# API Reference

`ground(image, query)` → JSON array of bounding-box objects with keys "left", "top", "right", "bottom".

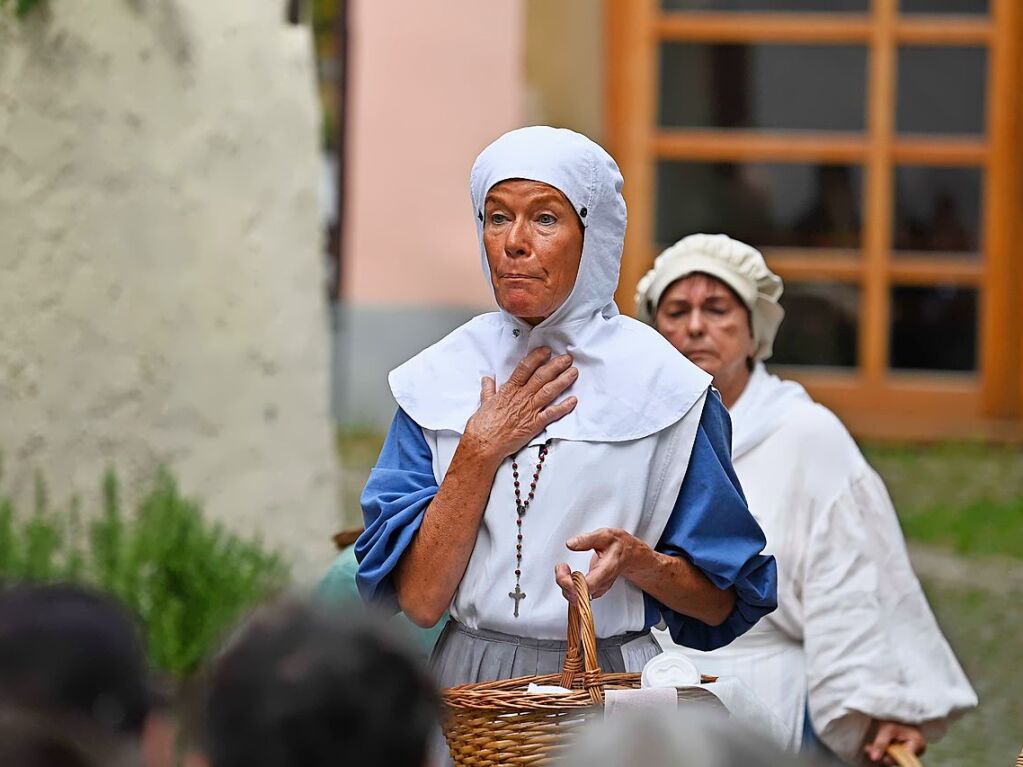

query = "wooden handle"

[
  {"left": 558, "top": 572, "right": 604, "bottom": 704},
  {"left": 886, "top": 744, "right": 924, "bottom": 767}
]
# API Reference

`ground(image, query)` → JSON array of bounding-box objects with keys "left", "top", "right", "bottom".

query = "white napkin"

[
  {"left": 681, "top": 676, "right": 790, "bottom": 748},
  {"left": 604, "top": 687, "right": 678, "bottom": 718},
  {"left": 640, "top": 651, "right": 789, "bottom": 749},
  {"left": 526, "top": 683, "right": 571, "bottom": 694}
]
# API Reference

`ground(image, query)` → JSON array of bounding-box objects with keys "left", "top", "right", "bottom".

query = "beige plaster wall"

[
  {"left": 342, "top": 0, "right": 525, "bottom": 309},
  {"left": 0, "top": 1, "right": 339, "bottom": 581},
  {"left": 525, "top": 0, "right": 605, "bottom": 143}
]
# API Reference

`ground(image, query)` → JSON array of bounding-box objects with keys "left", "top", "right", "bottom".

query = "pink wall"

[{"left": 342, "top": 1, "right": 525, "bottom": 308}]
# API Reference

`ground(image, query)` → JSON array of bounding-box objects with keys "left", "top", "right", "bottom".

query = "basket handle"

[
  {"left": 885, "top": 744, "right": 924, "bottom": 767},
  {"left": 558, "top": 571, "right": 604, "bottom": 704}
]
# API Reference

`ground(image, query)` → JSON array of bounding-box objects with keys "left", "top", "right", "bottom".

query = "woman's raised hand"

[
  {"left": 555, "top": 528, "right": 641, "bottom": 604},
  {"left": 463, "top": 347, "right": 578, "bottom": 461}
]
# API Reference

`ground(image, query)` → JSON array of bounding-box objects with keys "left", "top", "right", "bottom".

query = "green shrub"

[
  {"left": 0, "top": 0, "right": 43, "bottom": 19},
  {"left": 0, "top": 463, "right": 290, "bottom": 675}
]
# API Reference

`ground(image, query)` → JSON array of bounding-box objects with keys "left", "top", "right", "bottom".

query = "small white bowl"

[{"left": 641, "top": 651, "right": 701, "bottom": 688}]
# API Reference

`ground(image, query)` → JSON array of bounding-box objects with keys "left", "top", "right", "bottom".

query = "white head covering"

[
  {"left": 634, "top": 234, "right": 785, "bottom": 361},
  {"left": 388, "top": 126, "right": 710, "bottom": 442}
]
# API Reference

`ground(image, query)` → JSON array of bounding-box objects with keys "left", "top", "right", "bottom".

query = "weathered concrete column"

[{"left": 0, "top": 1, "right": 339, "bottom": 581}]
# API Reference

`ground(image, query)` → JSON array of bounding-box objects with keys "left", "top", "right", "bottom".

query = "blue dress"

[{"left": 356, "top": 394, "right": 777, "bottom": 651}]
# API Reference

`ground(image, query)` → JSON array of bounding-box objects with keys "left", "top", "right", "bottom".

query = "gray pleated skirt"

[
  {"left": 430, "top": 620, "right": 662, "bottom": 765},
  {"left": 431, "top": 619, "right": 661, "bottom": 686}
]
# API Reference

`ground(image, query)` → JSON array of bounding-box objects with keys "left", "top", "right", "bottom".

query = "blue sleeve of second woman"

[
  {"left": 354, "top": 408, "right": 438, "bottom": 610},
  {"left": 645, "top": 392, "right": 779, "bottom": 651}
]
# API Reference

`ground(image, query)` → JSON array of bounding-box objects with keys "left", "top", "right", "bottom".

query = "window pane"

[
  {"left": 662, "top": 0, "right": 867, "bottom": 9},
  {"left": 893, "top": 166, "right": 982, "bottom": 255},
  {"left": 897, "top": 47, "right": 987, "bottom": 135},
  {"left": 656, "top": 162, "right": 863, "bottom": 249},
  {"left": 900, "top": 0, "right": 987, "bottom": 13},
  {"left": 659, "top": 43, "right": 867, "bottom": 131},
  {"left": 772, "top": 282, "right": 859, "bottom": 367},
  {"left": 889, "top": 286, "right": 978, "bottom": 371}
]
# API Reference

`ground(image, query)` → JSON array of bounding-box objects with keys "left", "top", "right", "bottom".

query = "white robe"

[
  {"left": 430, "top": 393, "right": 705, "bottom": 640},
  {"left": 655, "top": 365, "right": 977, "bottom": 763}
]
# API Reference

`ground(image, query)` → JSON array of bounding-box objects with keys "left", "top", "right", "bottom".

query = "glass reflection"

[
  {"left": 659, "top": 43, "right": 867, "bottom": 131},
  {"left": 656, "top": 162, "right": 863, "bottom": 249},
  {"left": 771, "top": 282, "right": 859, "bottom": 368},
  {"left": 889, "top": 286, "right": 978, "bottom": 371},
  {"left": 897, "top": 47, "right": 987, "bottom": 135},
  {"left": 893, "top": 166, "right": 982, "bottom": 255},
  {"left": 900, "top": 0, "right": 987, "bottom": 13}
]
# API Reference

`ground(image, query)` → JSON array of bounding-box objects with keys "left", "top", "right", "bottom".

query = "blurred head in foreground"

[
  {"left": 197, "top": 599, "right": 439, "bottom": 767},
  {"left": 0, "top": 705, "right": 140, "bottom": 767},
  {"left": 0, "top": 583, "right": 152, "bottom": 737}
]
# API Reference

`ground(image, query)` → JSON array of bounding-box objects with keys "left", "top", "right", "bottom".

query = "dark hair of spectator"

[
  {"left": 201, "top": 600, "right": 439, "bottom": 767},
  {"left": 0, "top": 705, "right": 130, "bottom": 767},
  {"left": 0, "top": 583, "right": 152, "bottom": 736}
]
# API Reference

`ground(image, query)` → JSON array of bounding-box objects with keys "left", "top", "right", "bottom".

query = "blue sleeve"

[
  {"left": 645, "top": 392, "right": 778, "bottom": 651},
  {"left": 354, "top": 408, "right": 438, "bottom": 610}
]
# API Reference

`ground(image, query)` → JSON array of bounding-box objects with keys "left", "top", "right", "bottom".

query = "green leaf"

[{"left": 0, "top": 461, "right": 290, "bottom": 676}]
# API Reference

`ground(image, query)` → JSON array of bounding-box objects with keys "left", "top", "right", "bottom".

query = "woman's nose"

[
  {"left": 686, "top": 310, "right": 706, "bottom": 337},
  {"left": 504, "top": 217, "right": 529, "bottom": 257}
]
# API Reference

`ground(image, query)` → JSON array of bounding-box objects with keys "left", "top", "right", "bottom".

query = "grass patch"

[
  {"left": 336, "top": 427, "right": 386, "bottom": 526},
  {"left": 899, "top": 498, "right": 1023, "bottom": 560},
  {"left": 863, "top": 442, "right": 1023, "bottom": 560},
  {"left": 335, "top": 425, "right": 386, "bottom": 469},
  {"left": 916, "top": 575, "right": 1023, "bottom": 767}
]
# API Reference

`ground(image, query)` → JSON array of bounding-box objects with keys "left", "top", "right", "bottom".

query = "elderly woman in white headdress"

[
  {"left": 355, "top": 129, "right": 777, "bottom": 700},
  {"left": 635, "top": 234, "right": 977, "bottom": 765}
]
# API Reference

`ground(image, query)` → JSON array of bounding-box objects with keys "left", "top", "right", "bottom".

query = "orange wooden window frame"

[{"left": 606, "top": 0, "right": 1023, "bottom": 437}]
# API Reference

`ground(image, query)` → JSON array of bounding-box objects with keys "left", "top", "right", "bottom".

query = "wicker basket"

[{"left": 441, "top": 571, "right": 710, "bottom": 766}]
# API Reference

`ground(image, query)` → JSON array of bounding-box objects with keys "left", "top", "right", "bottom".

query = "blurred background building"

[{"left": 324, "top": 0, "right": 1023, "bottom": 441}]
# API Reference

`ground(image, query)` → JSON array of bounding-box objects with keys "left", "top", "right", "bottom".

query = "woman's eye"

[
  {"left": 489, "top": 213, "right": 509, "bottom": 225},
  {"left": 537, "top": 213, "right": 557, "bottom": 225}
]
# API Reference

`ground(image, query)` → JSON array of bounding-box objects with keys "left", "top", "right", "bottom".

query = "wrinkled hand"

[
  {"left": 462, "top": 347, "right": 578, "bottom": 461},
  {"left": 864, "top": 720, "right": 926, "bottom": 765},
  {"left": 555, "top": 528, "right": 643, "bottom": 603}
]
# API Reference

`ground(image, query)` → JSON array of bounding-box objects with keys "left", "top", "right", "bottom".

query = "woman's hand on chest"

[{"left": 463, "top": 347, "right": 578, "bottom": 461}]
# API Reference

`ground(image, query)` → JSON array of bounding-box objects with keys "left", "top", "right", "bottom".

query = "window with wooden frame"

[{"left": 607, "top": 0, "right": 1023, "bottom": 439}]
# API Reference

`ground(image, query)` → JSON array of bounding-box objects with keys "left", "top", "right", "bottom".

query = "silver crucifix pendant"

[{"left": 509, "top": 584, "right": 526, "bottom": 618}]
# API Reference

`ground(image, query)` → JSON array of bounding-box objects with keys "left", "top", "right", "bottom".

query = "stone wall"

[{"left": 0, "top": 0, "right": 340, "bottom": 580}]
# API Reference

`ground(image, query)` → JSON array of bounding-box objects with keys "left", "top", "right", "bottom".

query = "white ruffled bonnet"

[{"left": 634, "top": 234, "right": 785, "bottom": 361}]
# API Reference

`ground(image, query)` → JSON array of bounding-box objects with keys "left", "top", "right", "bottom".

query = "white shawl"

[
  {"left": 728, "top": 363, "right": 812, "bottom": 459},
  {"left": 389, "top": 126, "right": 710, "bottom": 442}
]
